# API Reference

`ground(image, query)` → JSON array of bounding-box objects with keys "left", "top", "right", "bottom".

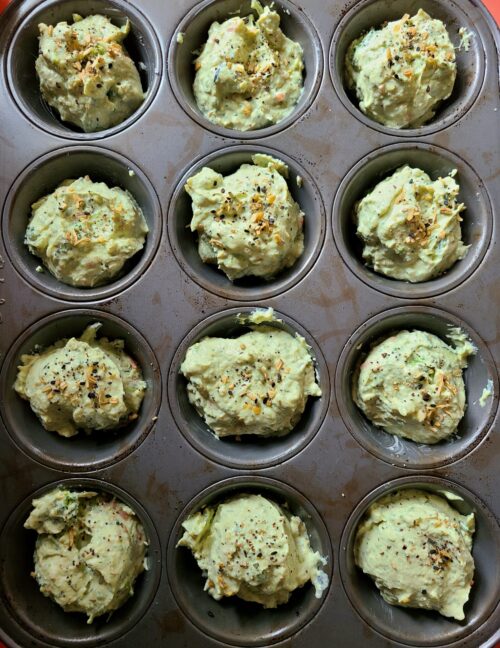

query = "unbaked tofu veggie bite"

[
  {"left": 354, "top": 489, "right": 475, "bottom": 620},
  {"left": 354, "top": 166, "right": 468, "bottom": 282},
  {"left": 177, "top": 492, "right": 328, "bottom": 607},
  {"left": 193, "top": 0, "right": 304, "bottom": 131},
  {"left": 35, "top": 14, "right": 145, "bottom": 132},
  {"left": 14, "top": 323, "right": 146, "bottom": 438},
  {"left": 345, "top": 10, "right": 457, "bottom": 129},
  {"left": 180, "top": 309, "right": 321, "bottom": 438},
  {"left": 25, "top": 176, "right": 148, "bottom": 288},
  {"left": 185, "top": 154, "right": 304, "bottom": 281},
  {"left": 353, "top": 328, "right": 475, "bottom": 444},
  {"left": 24, "top": 487, "right": 147, "bottom": 623}
]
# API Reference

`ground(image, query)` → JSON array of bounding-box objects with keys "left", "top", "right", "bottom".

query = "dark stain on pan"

[
  {"left": 159, "top": 608, "right": 186, "bottom": 635},
  {"left": 146, "top": 471, "right": 170, "bottom": 504},
  {"left": 155, "top": 330, "right": 173, "bottom": 363}
]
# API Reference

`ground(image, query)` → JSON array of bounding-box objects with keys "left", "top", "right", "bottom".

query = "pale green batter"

[
  {"left": 185, "top": 154, "right": 304, "bottom": 280},
  {"left": 36, "top": 14, "right": 145, "bottom": 132},
  {"left": 355, "top": 166, "right": 468, "bottom": 282},
  {"left": 180, "top": 318, "right": 321, "bottom": 438},
  {"left": 15, "top": 323, "right": 146, "bottom": 438},
  {"left": 346, "top": 10, "right": 456, "bottom": 128},
  {"left": 193, "top": 1, "right": 304, "bottom": 131},
  {"left": 354, "top": 328, "right": 475, "bottom": 443},
  {"left": 25, "top": 488, "right": 147, "bottom": 623},
  {"left": 26, "top": 176, "right": 148, "bottom": 288},
  {"left": 354, "top": 489, "right": 475, "bottom": 620},
  {"left": 178, "top": 493, "right": 328, "bottom": 607}
]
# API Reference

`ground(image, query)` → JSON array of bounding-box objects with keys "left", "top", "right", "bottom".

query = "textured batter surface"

[
  {"left": 355, "top": 166, "right": 468, "bottom": 282},
  {"left": 353, "top": 328, "right": 474, "bottom": 443},
  {"left": 346, "top": 10, "right": 456, "bottom": 129},
  {"left": 26, "top": 176, "right": 148, "bottom": 287},
  {"left": 178, "top": 493, "right": 328, "bottom": 607},
  {"left": 185, "top": 154, "right": 304, "bottom": 280},
  {"left": 193, "top": 1, "right": 304, "bottom": 131},
  {"left": 36, "top": 14, "right": 144, "bottom": 132},
  {"left": 25, "top": 488, "right": 147, "bottom": 623},
  {"left": 15, "top": 323, "right": 146, "bottom": 437},
  {"left": 180, "top": 322, "right": 321, "bottom": 438},
  {"left": 354, "top": 489, "right": 475, "bottom": 620}
]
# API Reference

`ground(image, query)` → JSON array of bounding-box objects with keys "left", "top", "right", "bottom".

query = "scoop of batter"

[
  {"left": 26, "top": 176, "right": 148, "bottom": 288},
  {"left": 345, "top": 10, "right": 456, "bottom": 129},
  {"left": 185, "top": 154, "right": 304, "bottom": 280},
  {"left": 25, "top": 488, "right": 147, "bottom": 623},
  {"left": 193, "top": 0, "right": 304, "bottom": 131},
  {"left": 36, "top": 14, "right": 145, "bottom": 132},
  {"left": 14, "top": 323, "right": 146, "bottom": 438},
  {"left": 355, "top": 166, "right": 468, "bottom": 282},
  {"left": 180, "top": 320, "right": 321, "bottom": 438},
  {"left": 353, "top": 328, "right": 474, "bottom": 443},
  {"left": 178, "top": 493, "right": 328, "bottom": 607},
  {"left": 354, "top": 489, "right": 475, "bottom": 620}
]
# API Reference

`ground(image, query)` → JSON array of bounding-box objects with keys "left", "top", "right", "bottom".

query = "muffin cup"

[
  {"left": 329, "top": 0, "right": 485, "bottom": 136},
  {"left": 167, "top": 0, "right": 323, "bottom": 138},
  {"left": 0, "top": 309, "right": 162, "bottom": 472},
  {"left": 167, "top": 475, "right": 333, "bottom": 647},
  {"left": 332, "top": 142, "right": 493, "bottom": 299},
  {"left": 167, "top": 144, "right": 326, "bottom": 300},
  {"left": 0, "top": 478, "right": 161, "bottom": 647},
  {"left": 340, "top": 476, "right": 500, "bottom": 646},
  {"left": 2, "top": 146, "right": 162, "bottom": 302},
  {"left": 5, "top": 0, "right": 162, "bottom": 139},
  {"left": 335, "top": 306, "right": 498, "bottom": 469},
  {"left": 168, "top": 307, "right": 330, "bottom": 469}
]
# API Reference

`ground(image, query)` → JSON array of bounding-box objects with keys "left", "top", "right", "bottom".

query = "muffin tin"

[{"left": 0, "top": 0, "right": 498, "bottom": 646}]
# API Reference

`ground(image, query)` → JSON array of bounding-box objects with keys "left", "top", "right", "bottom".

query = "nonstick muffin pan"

[{"left": 0, "top": 0, "right": 498, "bottom": 646}]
